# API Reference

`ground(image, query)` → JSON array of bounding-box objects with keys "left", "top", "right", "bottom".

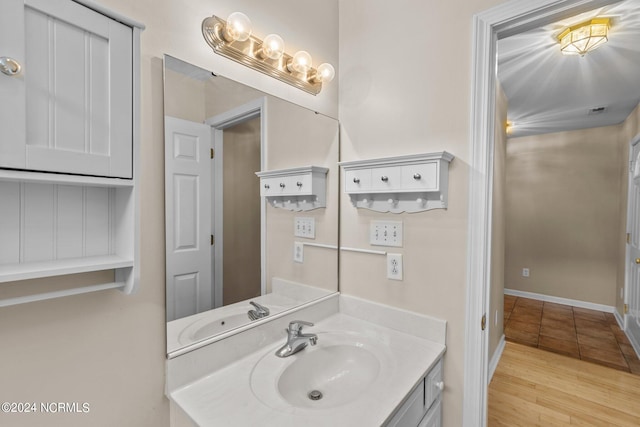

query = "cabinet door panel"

[{"left": 1, "top": 0, "right": 132, "bottom": 178}]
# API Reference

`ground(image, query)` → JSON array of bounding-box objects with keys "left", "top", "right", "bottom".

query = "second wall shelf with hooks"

[{"left": 339, "top": 152, "right": 454, "bottom": 214}]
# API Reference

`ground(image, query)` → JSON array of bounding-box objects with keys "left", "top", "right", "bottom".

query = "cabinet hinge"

[
  {"left": 628, "top": 233, "right": 631, "bottom": 244},
  {"left": 481, "top": 314, "right": 487, "bottom": 331},
  {"left": 211, "top": 235, "right": 214, "bottom": 246},
  {"left": 625, "top": 304, "right": 629, "bottom": 314},
  {"left": 210, "top": 148, "right": 214, "bottom": 159}
]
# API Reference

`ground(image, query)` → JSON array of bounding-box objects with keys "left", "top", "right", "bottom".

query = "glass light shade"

[
  {"left": 315, "top": 63, "right": 335, "bottom": 83},
  {"left": 559, "top": 18, "right": 609, "bottom": 56},
  {"left": 223, "top": 12, "right": 252, "bottom": 42},
  {"left": 288, "top": 50, "right": 312, "bottom": 73},
  {"left": 260, "top": 34, "right": 285, "bottom": 60}
]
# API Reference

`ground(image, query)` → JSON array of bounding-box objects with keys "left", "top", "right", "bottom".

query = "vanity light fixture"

[
  {"left": 558, "top": 18, "right": 610, "bottom": 56},
  {"left": 202, "top": 13, "right": 335, "bottom": 95}
]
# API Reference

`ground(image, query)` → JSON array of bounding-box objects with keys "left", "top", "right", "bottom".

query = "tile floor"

[{"left": 504, "top": 294, "right": 640, "bottom": 374}]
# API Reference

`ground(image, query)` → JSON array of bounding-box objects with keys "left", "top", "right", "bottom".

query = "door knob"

[
  {"left": 0, "top": 57, "right": 21, "bottom": 76},
  {"left": 636, "top": 258, "right": 640, "bottom": 264}
]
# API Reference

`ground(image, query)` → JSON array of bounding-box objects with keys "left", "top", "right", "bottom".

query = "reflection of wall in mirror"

[{"left": 265, "top": 98, "right": 339, "bottom": 293}]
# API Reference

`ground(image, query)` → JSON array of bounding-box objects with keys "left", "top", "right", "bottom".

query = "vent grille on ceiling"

[{"left": 588, "top": 106, "right": 607, "bottom": 115}]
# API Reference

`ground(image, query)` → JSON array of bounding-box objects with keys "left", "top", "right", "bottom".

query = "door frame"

[
  {"left": 624, "top": 134, "right": 640, "bottom": 353},
  {"left": 206, "top": 97, "right": 267, "bottom": 308},
  {"left": 464, "top": 0, "right": 620, "bottom": 424}
]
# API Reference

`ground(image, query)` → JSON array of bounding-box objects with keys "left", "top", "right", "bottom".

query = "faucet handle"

[
  {"left": 250, "top": 301, "right": 270, "bottom": 315},
  {"left": 288, "top": 320, "right": 314, "bottom": 333}
]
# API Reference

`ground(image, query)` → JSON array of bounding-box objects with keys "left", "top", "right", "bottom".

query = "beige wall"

[
  {"left": 338, "top": 0, "right": 504, "bottom": 425},
  {"left": 504, "top": 125, "right": 626, "bottom": 306},
  {"left": 265, "top": 97, "right": 339, "bottom": 292},
  {"left": 163, "top": 68, "right": 206, "bottom": 122},
  {"left": 0, "top": 1, "right": 339, "bottom": 426},
  {"left": 489, "top": 83, "right": 508, "bottom": 361},
  {"left": 223, "top": 117, "right": 262, "bottom": 305}
]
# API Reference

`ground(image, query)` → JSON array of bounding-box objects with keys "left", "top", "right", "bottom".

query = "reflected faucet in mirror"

[
  {"left": 248, "top": 301, "right": 270, "bottom": 320},
  {"left": 163, "top": 55, "right": 339, "bottom": 356}
]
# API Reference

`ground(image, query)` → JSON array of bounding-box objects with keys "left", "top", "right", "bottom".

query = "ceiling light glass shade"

[
  {"left": 259, "top": 34, "right": 285, "bottom": 60},
  {"left": 288, "top": 51, "right": 312, "bottom": 73},
  {"left": 223, "top": 12, "right": 252, "bottom": 42},
  {"left": 558, "top": 18, "right": 610, "bottom": 56},
  {"left": 314, "top": 63, "right": 335, "bottom": 83}
]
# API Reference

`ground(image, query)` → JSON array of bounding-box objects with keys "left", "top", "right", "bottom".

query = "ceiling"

[{"left": 497, "top": 0, "right": 640, "bottom": 138}]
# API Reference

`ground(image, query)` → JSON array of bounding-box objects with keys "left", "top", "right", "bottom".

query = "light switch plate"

[
  {"left": 370, "top": 220, "right": 403, "bottom": 247},
  {"left": 294, "top": 242, "right": 304, "bottom": 263},
  {"left": 294, "top": 217, "right": 315, "bottom": 239}
]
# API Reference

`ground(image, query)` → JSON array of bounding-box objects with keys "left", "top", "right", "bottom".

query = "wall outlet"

[
  {"left": 387, "top": 253, "right": 403, "bottom": 280},
  {"left": 294, "top": 217, "right": 315, "bottom": 239},
  {"left": 294, "top": 242, "right": 304, "bottom": 263},
  {"left": 371, "top": 220, "right": 403, "bottom": 247},
  {"left": 522, "top": 268, "right": 530, "bottom": 278}
]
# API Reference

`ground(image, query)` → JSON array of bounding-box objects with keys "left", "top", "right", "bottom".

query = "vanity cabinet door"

[{"left": 0, "top": 0, "right": 133, "bottom": 178}]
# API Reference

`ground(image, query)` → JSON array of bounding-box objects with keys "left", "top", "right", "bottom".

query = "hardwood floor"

[
  {"left": 504, "top": 295, "right": 640, "bottom": 374},
  {"left": 488, "top": 342, "right": 640, "bottom": 426}
]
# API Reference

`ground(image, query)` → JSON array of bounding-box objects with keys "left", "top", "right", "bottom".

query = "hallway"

[{"left": 504, "top": 295, "right": 640, "bottom": 374}]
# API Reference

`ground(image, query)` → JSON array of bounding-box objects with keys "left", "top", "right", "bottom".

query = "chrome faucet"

[
  {"left": 247, "top": 301, "right": 270, "bottom": 321},
  {"left": 275, "top": 320, "right": 318, "bottom": 358}
]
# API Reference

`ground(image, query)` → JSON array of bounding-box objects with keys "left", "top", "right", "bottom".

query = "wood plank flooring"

[{"left": 488, "top": 342, "right": 640, "bottom": 426}]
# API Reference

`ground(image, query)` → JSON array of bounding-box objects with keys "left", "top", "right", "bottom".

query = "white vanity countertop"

[{"left": 169, "top": 312, "right": 446, "bottom": 427}]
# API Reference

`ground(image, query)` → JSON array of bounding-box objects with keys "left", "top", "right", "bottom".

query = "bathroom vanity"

[{"left": 166, "top": 294, "right": 446, "bottom": 427}]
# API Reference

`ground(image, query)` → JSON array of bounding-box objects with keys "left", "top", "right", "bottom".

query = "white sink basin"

[
  {"left": 250, "top": 331, "right": 393, "bottom": 411},
  {"left": 179, "top": 312, "right": 250, "bottom": 344}
]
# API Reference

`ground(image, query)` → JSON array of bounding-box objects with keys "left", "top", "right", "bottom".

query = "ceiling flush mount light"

[
  {"left": 558, "top": 18, "right": 610, "bottom": 56},
  {"left": 202, "top": 13, "right": 335, "bottom": 95}
]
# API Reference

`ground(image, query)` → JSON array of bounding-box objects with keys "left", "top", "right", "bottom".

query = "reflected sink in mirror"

[{"left": 250, "top": 331, "right": 394, "bottom": 411}]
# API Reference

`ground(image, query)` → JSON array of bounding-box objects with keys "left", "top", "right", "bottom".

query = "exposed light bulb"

[
  {"left": 314, "top": 63, "right": 335, "bottom": 83},
  {"left": 223, "top": 12, "right": 252, "bottom": 42},
  {"left": 288, "top": 50, "right": 312, "bottom": 74},
  {"left": 259, "top": 34, "right": 285, "bottom": 60}
]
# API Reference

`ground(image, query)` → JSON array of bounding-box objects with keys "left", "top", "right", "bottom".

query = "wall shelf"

[
  {"left": 0, "top": 255, "right": 134, "bottom": 283},
  {"left": 339, "top": 152, "right": 454, "bottom": 213},
  {"left": 256, "top": 166, "right": 329, "bottom": 211}
]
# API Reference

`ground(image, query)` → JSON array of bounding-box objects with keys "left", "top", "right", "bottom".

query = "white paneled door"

[
  {"left": 0, "top": 0, "right": 132, "bottom": 178},
  {"left": 627, "top": 140, "right": 640, "bottom": 352},
  {"left": 165, "top": 116, "right": 213, "bottom": 322}
]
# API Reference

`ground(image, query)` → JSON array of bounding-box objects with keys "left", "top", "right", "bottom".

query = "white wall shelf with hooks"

[
  {"left": 256, "top": 166, "right": 329, "bottom": 212},
  {"left": 339, "top": 152, "right": 454, "bottom": 214}
]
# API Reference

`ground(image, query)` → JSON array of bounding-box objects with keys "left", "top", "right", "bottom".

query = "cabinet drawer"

[
  {"left": 260, "top": 177, "right": 283, "bottom": 196},
  {"left": 425, "top": 360, "right": 443, "bottom": 411},
  {"left": 401, "top": 163, "right": 438, "bottom": 191},
  {"left": 288, "top": 174, "right": 312, "bottom": 195},
  {"left": 418, "top": 398, "right": 442, "bottom": 427},
  {"left": 345, "top": 169, "right": 372, "bottom": 193},
  {"left": 370, "top": 166, "right": 401, "bottom": 191},
  {"left": 385, "top": 378, "right": 425, "bottom": 427}
]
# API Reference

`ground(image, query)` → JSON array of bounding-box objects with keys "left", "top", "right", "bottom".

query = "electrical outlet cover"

[
  {"left": 294, "top": 242, "right": 304, "bottom": 263},
  {"left": 387, "top": 253, "right": 403, "bottom": 280}
]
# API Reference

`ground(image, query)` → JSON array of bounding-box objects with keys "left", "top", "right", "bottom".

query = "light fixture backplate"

[{"left": 202, "top": 16, "right": 322, "bottom": 95}]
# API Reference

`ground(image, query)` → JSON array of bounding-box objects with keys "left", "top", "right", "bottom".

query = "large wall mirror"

[{"left": 164, "top": 55, "right": 339, "bottom": 355}]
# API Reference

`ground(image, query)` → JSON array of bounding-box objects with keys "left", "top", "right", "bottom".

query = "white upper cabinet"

[{"left": 0, "top": 0, "right": 133, "bottom": 178}]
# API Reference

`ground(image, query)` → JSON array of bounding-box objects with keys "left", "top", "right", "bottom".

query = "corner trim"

[
  {"left": 504, "top": 288, "right": 615, "bottom": 313},
  {"left": 488, "top": 335, "right": 505, "bottom": 383}
]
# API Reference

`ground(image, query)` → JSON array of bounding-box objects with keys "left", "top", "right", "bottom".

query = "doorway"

[{"left": 465, "top": 0, "right": 637, "bottom": 425}]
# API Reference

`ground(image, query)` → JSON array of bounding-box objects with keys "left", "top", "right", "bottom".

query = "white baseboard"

[
  {"left": 504, "top": 289, "right": 615, "bottom": 313},
  {"left": 614, "top": 309, "right": 625, "bottom": 330},
  {"left": 488, "top": 335, "right": 505, "bottom": 383}
]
